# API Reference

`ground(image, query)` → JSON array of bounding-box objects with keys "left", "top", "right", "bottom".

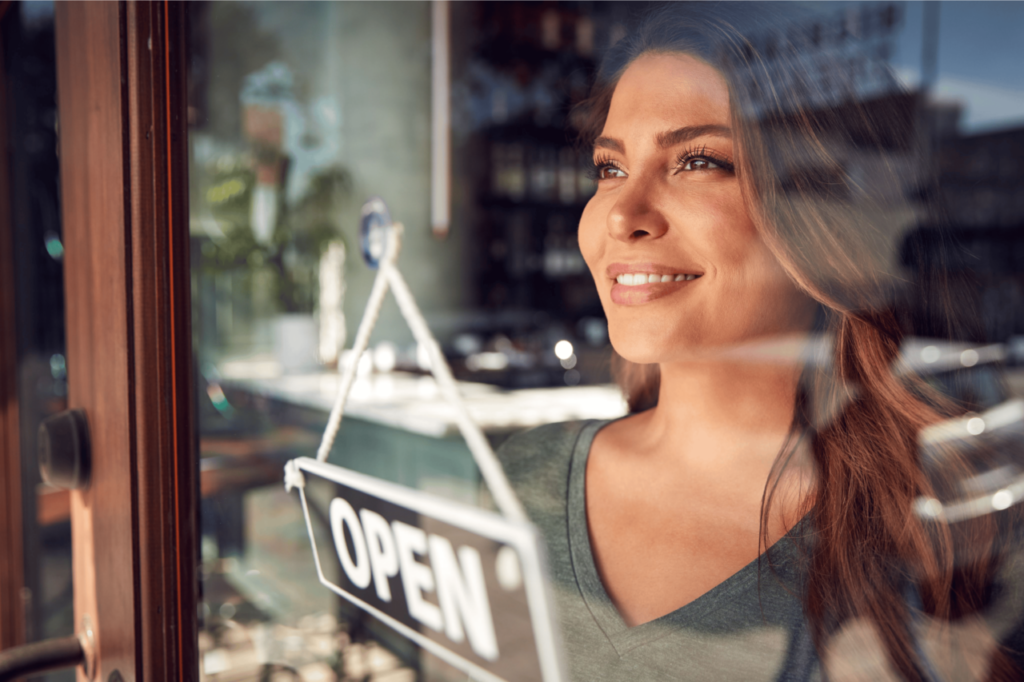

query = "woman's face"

[{"left": 579, "top": 53, "right": 814, "bottom": 364}]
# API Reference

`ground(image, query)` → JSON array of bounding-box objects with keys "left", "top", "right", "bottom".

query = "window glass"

[
  {"left": 2, "top": 3, "right": 74, "bottom": 680},
  {"left": 188, "top": 3, "right": 1024, "bottom": 680}
]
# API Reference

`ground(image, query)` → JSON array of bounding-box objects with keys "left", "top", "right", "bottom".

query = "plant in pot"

[{"left": 200, "top": 156, "right": 352, "bottom": 373}]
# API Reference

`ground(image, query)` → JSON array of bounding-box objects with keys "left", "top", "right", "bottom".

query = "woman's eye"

[
  {"left": 681, "top": 157, "right": 721, "bottom": 171},
  {"left": 674, "top": 150, "right": 735, "bottom": 174},
  {"left": 597, "top": 165, "right": 626, "bottom": 180}
]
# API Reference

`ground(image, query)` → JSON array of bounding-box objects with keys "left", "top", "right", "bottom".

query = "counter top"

[{"left": 218, "top": 361, "right": 628, "bottom": 439}]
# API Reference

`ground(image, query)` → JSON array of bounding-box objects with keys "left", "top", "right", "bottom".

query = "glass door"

[
  {"left": 1, "top": 4, "right": 74, "bottom": 680},
  {"left": 40, "top": 2, "right": 197, "bottom": 679},
  {"left": 185, "top": 4, "right": 474, "bottom": 679}
]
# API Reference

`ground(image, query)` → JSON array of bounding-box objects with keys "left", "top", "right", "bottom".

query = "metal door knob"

[{"left": 38, "top": 408, "right": 91, "bottom": 490}]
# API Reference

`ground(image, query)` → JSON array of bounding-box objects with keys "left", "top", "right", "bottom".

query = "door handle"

[
  {"left": 0, "top": 635, "right": 85, "bottom": 681},
  {"left": 38, "top": 408, "right": 91, "bottom": 489}
]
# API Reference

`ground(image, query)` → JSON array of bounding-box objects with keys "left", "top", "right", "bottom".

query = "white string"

[
  {"left": 312, "top": 222, "right": 527, "bottom": 523},
  {"left": 385, "top": 262, "right": 527, "bottom": 523},
  {"left": 284, "top": 459, "right": 306, "bottom": 492},
  {"left": 314, "top": 227, "right": 399, "bottom": 463}
]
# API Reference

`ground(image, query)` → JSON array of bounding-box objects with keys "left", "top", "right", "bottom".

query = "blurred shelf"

[{"left": 217, "top": 366, "right": 626, "bottom": 439}]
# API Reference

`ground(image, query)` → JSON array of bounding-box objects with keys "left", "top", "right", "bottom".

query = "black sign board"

[{"left": 290, "top": 457, "right": 566, "bottom": 682}]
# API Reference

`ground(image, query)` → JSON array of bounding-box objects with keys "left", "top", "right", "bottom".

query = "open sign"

[{"left": 289, "top": 457, "right": 566, "bottom": 682}]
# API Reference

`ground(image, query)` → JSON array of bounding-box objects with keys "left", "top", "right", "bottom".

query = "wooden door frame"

[{"left": 54, "top": 2, "right": 197, "bottom": 680}]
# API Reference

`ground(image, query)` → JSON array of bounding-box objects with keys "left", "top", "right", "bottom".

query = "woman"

[{"left": 498, "top": 6, "right": 1024, "bottom": 681}]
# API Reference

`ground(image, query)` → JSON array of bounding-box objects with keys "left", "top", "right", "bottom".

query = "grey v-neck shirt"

[{"left": 497, "top": 420, "right": 821, "bottom": 682}]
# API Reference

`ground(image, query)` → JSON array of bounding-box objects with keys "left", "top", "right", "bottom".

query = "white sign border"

[{"left": 292, "top": 456, "right": 567, "bottom": 682}]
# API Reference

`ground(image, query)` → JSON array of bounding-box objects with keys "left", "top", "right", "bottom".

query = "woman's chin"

[{"left": 609, "top": 331, "right": 701, "bottom": 366}]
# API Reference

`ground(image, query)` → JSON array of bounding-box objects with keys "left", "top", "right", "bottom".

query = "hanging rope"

[
  {"left": 314, "top": 227, "right": 398, "bottom": 464},
  {"left": 311, "top": 222, "right": 527, "bottom": 523}
]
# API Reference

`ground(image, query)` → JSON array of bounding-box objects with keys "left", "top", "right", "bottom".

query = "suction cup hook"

[{"left": 360, "top": 197, "right": 394, "bottom": 269}]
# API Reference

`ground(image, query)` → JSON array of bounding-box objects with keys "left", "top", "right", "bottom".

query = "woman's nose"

[{"left": 607, "top": 180, "right": 669, "bottom": 242}]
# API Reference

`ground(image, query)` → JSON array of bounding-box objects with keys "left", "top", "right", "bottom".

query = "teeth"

[{"left": 615, "top": 273, "right": 701, "bottom": 286}]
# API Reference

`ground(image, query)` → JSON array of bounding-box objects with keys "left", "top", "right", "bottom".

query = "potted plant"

[{"left": 199, "top": 157, "right": 352, "bottom": 372}]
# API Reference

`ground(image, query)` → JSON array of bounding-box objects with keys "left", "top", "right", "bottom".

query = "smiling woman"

[
  {"left": 580, "top": 53, "right": 815, "bottom": 358},
  {"left": 497, "top": 5, "right": 1024, "bottom": 682}
]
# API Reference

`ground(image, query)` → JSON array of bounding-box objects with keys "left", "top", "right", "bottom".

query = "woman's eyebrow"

[
  {"left": 593, "top": 125, "right": 732, "bottom": 155},
  {"left": 593, "top": 136, "right": 624, "bottom": 153},
  {"left": 656, "top": 124, "right": 731, "bottom": 149}
]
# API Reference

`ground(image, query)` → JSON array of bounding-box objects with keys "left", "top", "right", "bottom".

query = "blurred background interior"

[{"left": 6, "top": 1, "right": 1024, "bottom": 680}]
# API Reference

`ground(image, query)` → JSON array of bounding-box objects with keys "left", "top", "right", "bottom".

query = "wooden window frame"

[{"left": 54, "top": 2, "right": 198, "bottom": 679}]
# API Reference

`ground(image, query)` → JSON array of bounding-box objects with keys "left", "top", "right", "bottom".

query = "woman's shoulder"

[
  {"left": 496, "top": 419, "right": 596, "bottom": 464},
  {"left": 495, "top": 420, "right": 604, "bottom": 489},
  {"left": 495, "top": 420, "right": 603, "bottom": 540}
]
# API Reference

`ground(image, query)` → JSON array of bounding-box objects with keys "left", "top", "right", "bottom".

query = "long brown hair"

[{"left": 576, "top": 6, "right": 1021, "bottom": 679}]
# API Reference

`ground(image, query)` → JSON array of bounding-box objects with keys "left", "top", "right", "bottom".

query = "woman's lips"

[
  {"left": 610, "top": 277, "right": 699, "bottom": 305},
  {"left": 606, "top": 263, "right": 703, "bottom": 306}
]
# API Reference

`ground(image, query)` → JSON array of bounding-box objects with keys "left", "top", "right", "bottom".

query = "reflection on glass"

[
  {"left": 188, "top": 2, "right": 442, "bottom": 679},
  {"left": 2, "top": 4, "right": 75, "bottom": 681},
  {"left": 186, "top": 1, "right": 1024, "bottom": 681},
  {"left": 523, "top": 2, "right": 1024, "bottom": 680}
]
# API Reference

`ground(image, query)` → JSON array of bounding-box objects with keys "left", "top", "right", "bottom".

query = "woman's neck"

[{"left": 639, "top": 353, "right": 804, "bottom": 474}]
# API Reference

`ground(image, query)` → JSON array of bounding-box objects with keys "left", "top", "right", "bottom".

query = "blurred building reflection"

[{"left": 7, "top": 1, "right": 1024, "bottom": 680}]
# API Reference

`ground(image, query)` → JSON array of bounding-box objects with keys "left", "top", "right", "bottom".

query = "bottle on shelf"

[{"left": 529, "top": 146, "right": 557, "bottom": 202}]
